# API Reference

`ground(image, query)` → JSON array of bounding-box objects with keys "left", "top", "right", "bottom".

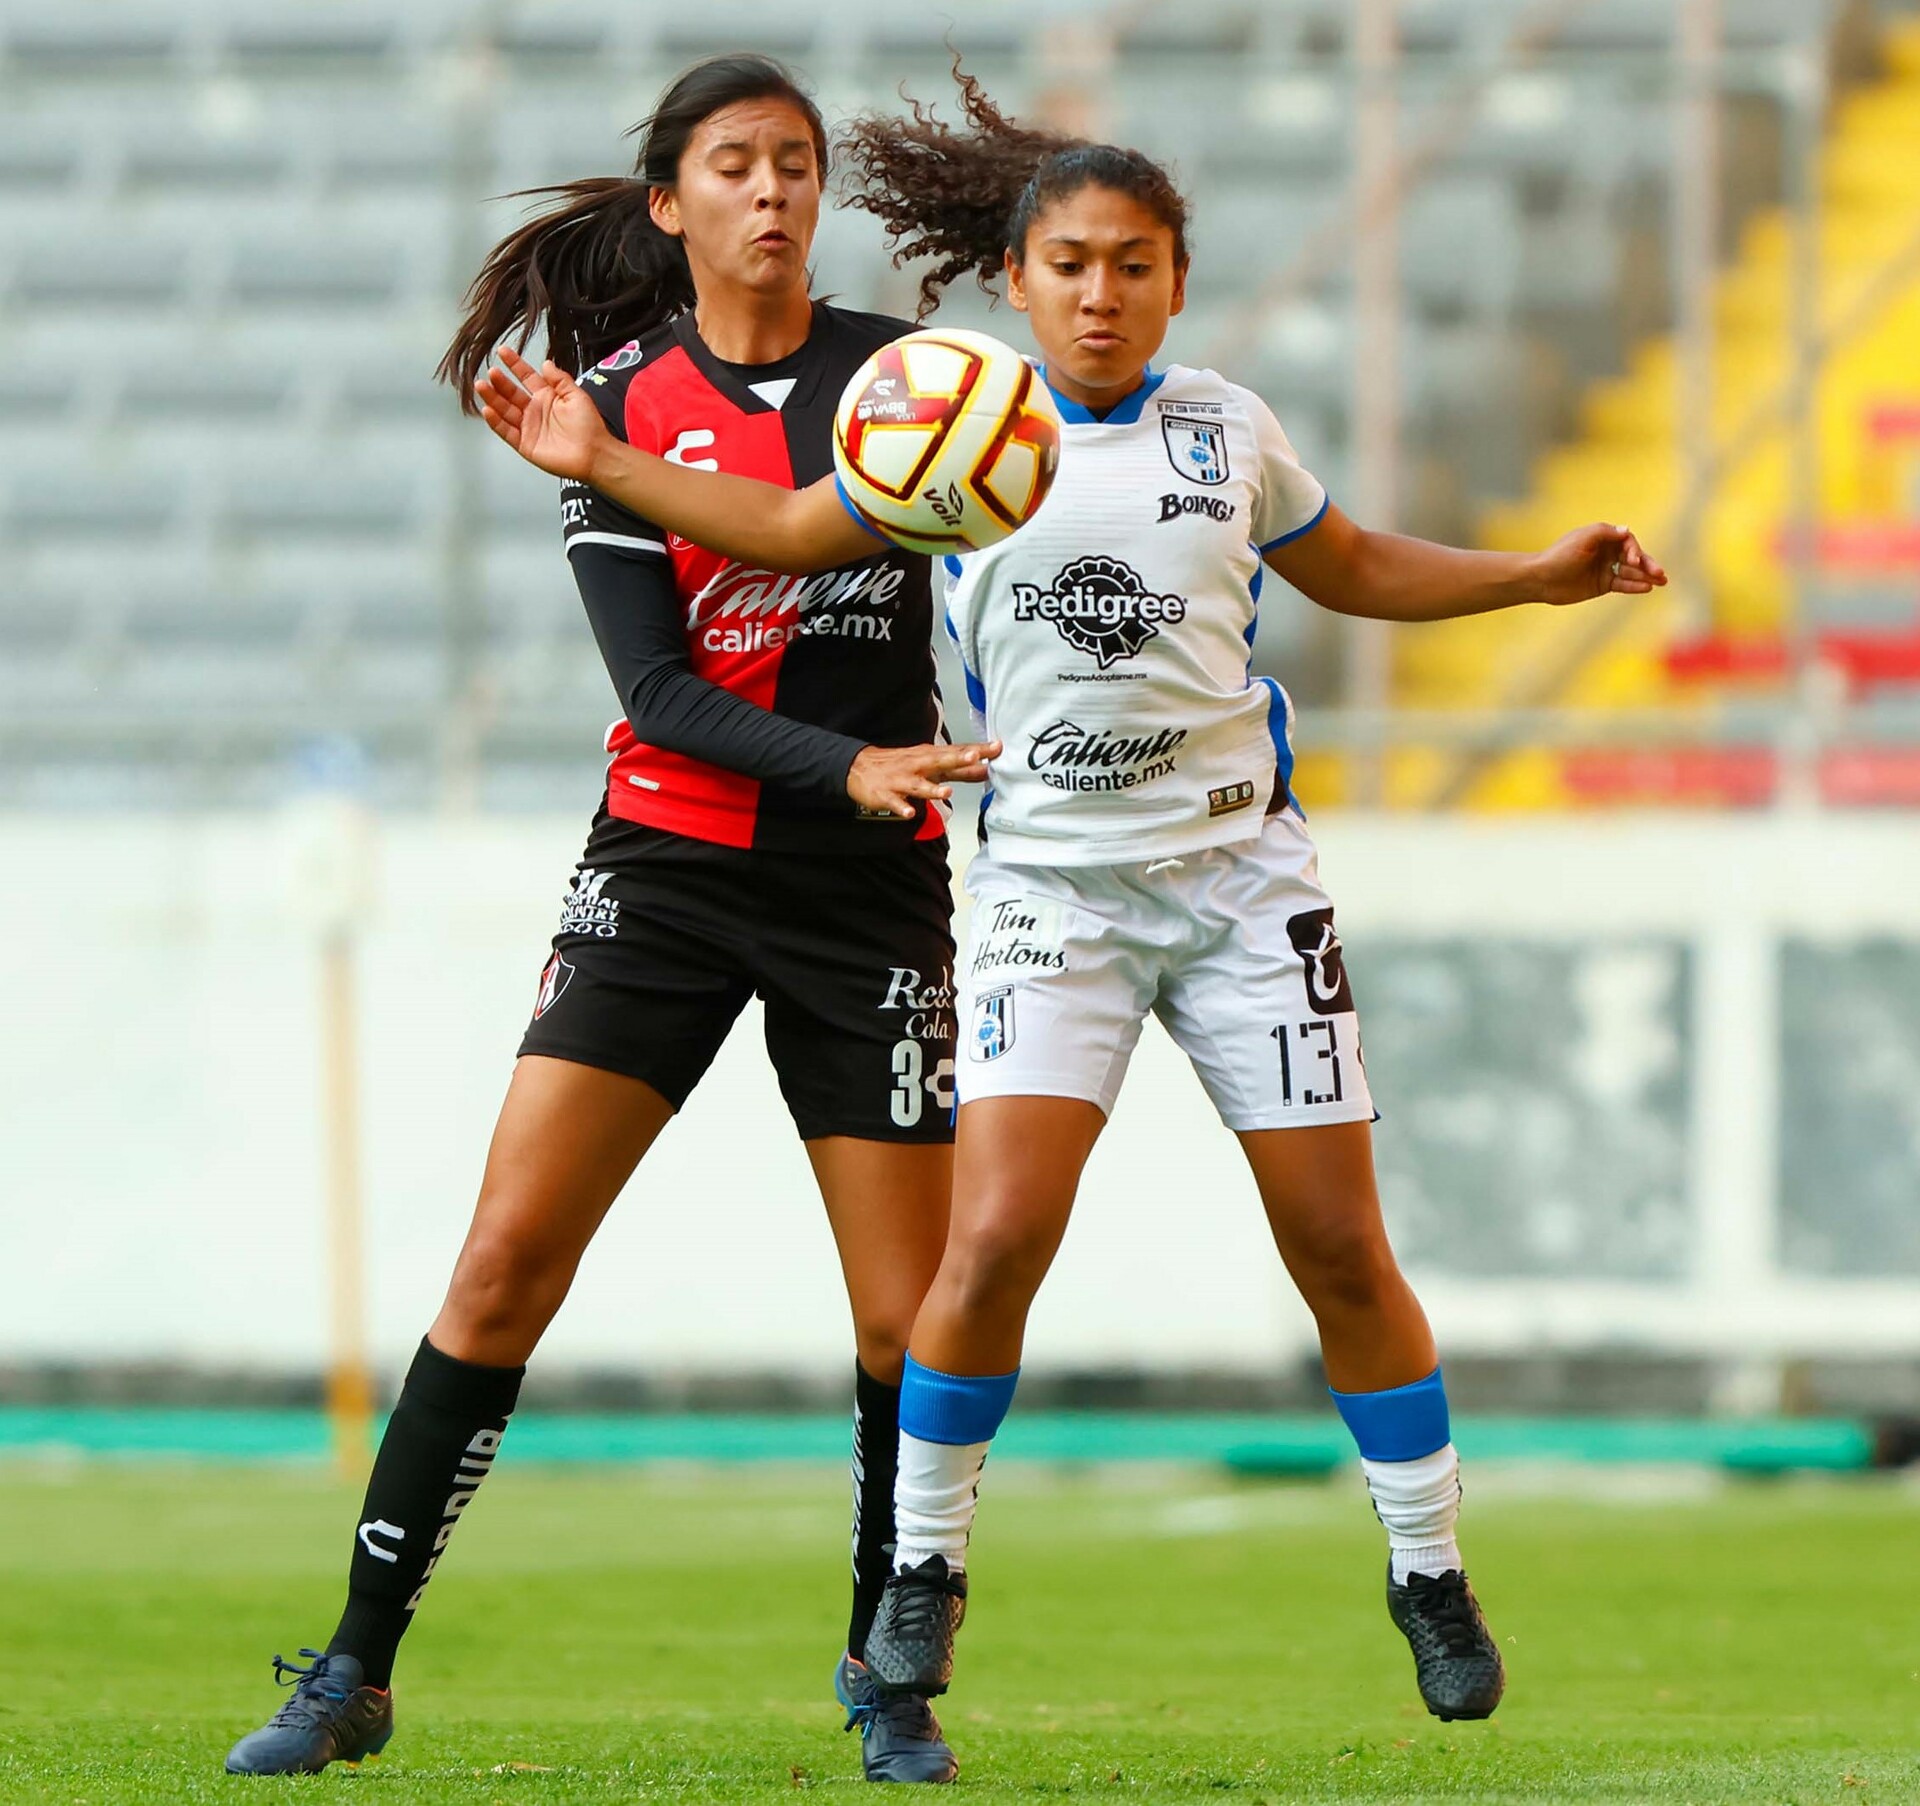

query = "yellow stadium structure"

[{"left": 1376, "top": 17, "right": 1920, "bottom": 811}]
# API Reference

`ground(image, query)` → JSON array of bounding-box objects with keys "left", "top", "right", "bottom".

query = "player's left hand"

[
  {"left": 1534, "top": 522, "right": 1668, "bottom": 606},
  {"left": 474, "top": 344, "right": 611, "bottom": 483}
]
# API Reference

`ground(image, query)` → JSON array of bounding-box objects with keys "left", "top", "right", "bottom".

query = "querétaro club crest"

[
  {"left": 1010, "top": 556, "right": 1188, "bottom": 669},
  {"left": 1162, "top": 410, "right": 1229, "bottom": 485}
]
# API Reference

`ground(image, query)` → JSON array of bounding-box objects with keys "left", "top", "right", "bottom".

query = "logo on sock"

[
  {"left": 356, "top": 1518, "right": 406, "bottom": 1564},
  {"left": 405, "top": 1428, "right": 504, "bottom": 1613}
]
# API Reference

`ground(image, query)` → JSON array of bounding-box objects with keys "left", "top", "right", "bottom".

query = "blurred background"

[{"left": 2, "top": 0, "right": 1918, "bottom": 1465}]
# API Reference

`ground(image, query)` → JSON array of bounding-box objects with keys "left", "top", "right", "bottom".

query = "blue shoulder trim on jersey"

[
  {"left": 942, "top": 553, "right": 965, "bottom": 580},
  {"left": 1259, "top": 490, "right": 1331, "bottom": 552},
  {"left": 1041, "top": 364, "right": 1165, "bottom": 427},
  {"left": 1259, "top": 674, "right": 1296, "bottom": 801},
  {"left": 942, "top": 611, "right": 988, "bottom": 713},
  {"left": 834, "top": 474, "right": 892, "bottom": 544}
]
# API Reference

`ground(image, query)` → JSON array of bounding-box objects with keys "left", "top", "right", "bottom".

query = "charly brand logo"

[
  {"left": 357, "top": 1519, "right": 405, "bottom": 1565},
  {"left": 1011, "top": 556, "right": 1187, "bottom": 669},
  {"left": 879, "top": 966, "right": 956, "bottom": 1042},
  {"left": 1286, "top": 907, "right": 1354, "bottom": 1015},
  {"left": 971, "top": 986, "right": 1015, "bottom": 1061},
  {"left": 1027, "top": 719, "right": 1187, "bottom": 792},
  {"left": 596, "top": 340, "right": 644, "bottom": 372},
  {"left": 664, "top": 428, "right": 720, "bottom": 470},
  {"left": 559, "top": 869, "right": 619, "bottom": 939},
  {"left": 1161, "top": 408, "right": 1229, "bottom": 485},
  {"left": 532, "top": 950, "right": 574, "bottom": 1019},
  {"left": 1158, "top": 492, "right": 1234, "bottom": 523}
]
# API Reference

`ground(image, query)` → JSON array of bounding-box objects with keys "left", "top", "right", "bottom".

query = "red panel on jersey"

[{"left": 602, "top": 343, "right": 798, "bottom": 847}]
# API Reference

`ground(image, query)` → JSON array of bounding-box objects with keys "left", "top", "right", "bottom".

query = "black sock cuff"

[
  {"left": 855, "top": 1360, "right": 902, "bottom": 1423},
  {"left": 403, "top": 1336, "right": 525, "bottom": 1422}
]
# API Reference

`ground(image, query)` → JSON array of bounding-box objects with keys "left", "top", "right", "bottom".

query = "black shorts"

[{"left": 518, "top": 809, "right": 957, "bottom": 1143}]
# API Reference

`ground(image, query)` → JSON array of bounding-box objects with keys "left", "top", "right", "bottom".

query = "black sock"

[
  {"left": 325, "top": 1337, "right": 524, "bottom": 1689},
  {"left": 847, "top": 1361, "right": 902, "bottom": 1659}
]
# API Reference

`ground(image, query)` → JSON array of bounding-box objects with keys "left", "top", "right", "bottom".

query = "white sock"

[
  {"left": 1361, "top": 1442, "right": 1464, "bottom": 1584},
  {"left": 893, "top": 1430, "right": 989, "bottom": 1573}
]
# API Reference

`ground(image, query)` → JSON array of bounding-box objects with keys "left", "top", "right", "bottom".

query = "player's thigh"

[
  {"left": 806, "top": 1135, "right": 953, "bottom": 1378},
  {"left": 434, "top": 1055, "right": 678, "bottom": 1364},
  {"left": 953, "top": 856, "right": 1157, "bottom": 1118},
  {"left": 1155, "top": 815, "right": 1375, "bottom": 1132},
  {"left": 756, "top": 841, "right": 961, "bottom": 1143},
  {"left": 1236, "top": 1118, "right": 1392, "bottom": 1272},
  {"left": 517, "top": 834, "right": 757, "bottom": 1114}
]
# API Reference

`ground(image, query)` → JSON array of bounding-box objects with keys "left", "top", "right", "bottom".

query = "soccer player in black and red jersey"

[{"left": 223, "top": 55, "right": 984, "bottom": 1784}]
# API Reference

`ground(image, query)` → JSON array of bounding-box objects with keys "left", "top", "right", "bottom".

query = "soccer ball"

[{"left": 833, "top": 328, "right": 1062, "bottom": 555}]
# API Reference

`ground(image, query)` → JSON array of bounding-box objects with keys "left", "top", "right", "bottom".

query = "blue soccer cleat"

[
  {"left": 835, "top": 1651, "right": 959, "bottom": 1784},
  {"left": 224, "top": 1648, "right": 393, "bottom": 1775}
]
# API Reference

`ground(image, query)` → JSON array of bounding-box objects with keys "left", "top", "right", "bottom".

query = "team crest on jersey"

[
  {"left": 1161, "top": 410, "right": 1229, "bottom": 485},
  {"left": 596, "top": 340, "right": 644, "bottom": 372},
  {"left": 971, "top": 986, "right": 1015, "bottom": 1061},
  {"left": 1011, "top": 556, "right": 1187, "bottom": 669},
  {"left": 1287, "top": 908, "right": 1354, "bottom": 1015},
  {"left": 532, "top": 951, "right": 575, "bottom": 1019}
]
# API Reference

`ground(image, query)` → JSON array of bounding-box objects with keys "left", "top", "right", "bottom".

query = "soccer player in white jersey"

[{"left": 474, "top": 73, "right": 1665, "bottom": 1733}]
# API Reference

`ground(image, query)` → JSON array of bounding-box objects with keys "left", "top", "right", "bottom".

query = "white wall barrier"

[{"left": 2, "top": 810, "right": 1917, "bottom": 1376}]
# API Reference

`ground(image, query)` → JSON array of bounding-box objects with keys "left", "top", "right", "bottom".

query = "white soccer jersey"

[{"left": 944, "top": 363, "right": 1327, "bottom": 867}]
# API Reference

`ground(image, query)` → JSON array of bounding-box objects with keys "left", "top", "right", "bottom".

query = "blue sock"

[
  {"left": 1330, "top": 1367, "right": 1464, "bottom": 1582},
  {"left": 893, "top": 1354, "right": 1020, "bottom": 1570},
  {"left": 1329, "top": 1365, "right": 1450, "bottom": 1463}
]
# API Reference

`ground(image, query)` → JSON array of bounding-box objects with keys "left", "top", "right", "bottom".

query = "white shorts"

[{"left": 955, "top": 812, "right": 1375, "bottom": 1132}]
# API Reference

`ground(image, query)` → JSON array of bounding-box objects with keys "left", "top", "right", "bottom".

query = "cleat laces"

[
  {"left": 845, "top": 1688, "right": 941, "bottom": 1743},
  {"left": 264, "top": 1650, "right": 353, "bottom": 1728},
  {"left": 1402, "top": 1573, "right": 1485, "bottom": 1655},
  {"left": 889, "top": 1564, "right": 967, "bottom": 1642}
]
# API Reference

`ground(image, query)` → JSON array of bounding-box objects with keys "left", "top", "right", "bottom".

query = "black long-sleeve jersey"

[{"left": 562, "top": 303, "right": 946, "bottom": 855}]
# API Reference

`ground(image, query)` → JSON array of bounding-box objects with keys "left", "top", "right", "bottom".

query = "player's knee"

[
  {"left": 940, "top": 1212, "right": 1053, "bottom": 1315},
  {"left": 1294, "top": 1218, "right": 1399, "bottom": 1316},
  {"left": 443, "top": 1225, "right": 571, "bottom": 1352},
  {"left": 853, "top": 1317, "right": 911, "bottom": 1383}
]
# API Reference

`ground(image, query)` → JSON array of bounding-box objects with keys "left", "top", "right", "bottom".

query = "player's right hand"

[
  {"left": 474, "top": 345, "right": 613, "bottom": 483},
  {"left": 848, "top": 742, "right": 1000, "bottom": 819}
]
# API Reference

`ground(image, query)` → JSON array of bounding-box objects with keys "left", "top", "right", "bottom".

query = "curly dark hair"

[{"left": 838, "top": 59, "right": 1190, "bottom": 319}]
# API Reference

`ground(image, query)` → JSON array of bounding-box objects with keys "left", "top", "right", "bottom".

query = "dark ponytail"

[
  {"left": 839, "top": 59, "right": 1190, "bottom": 319},
  {"left": 439, "top": 53, "right": 829, "bottom": 409}
]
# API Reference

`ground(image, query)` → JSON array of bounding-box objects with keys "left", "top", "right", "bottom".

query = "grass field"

[{"left": 0, "top": 1462, "right": 1913, "bottom": 1804}]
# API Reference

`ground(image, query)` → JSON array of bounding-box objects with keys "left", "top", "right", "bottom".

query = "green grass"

[{"left": 0, "top": 1462, "right": 1913, "bottom": 1803}]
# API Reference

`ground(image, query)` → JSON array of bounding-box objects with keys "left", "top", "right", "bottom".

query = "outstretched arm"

[
  {"left": 1266, "top": 503, "right": 1666, "bottom": 623},
  {"left": 476, "top": 347, "right": 876, "bottom": 575}
]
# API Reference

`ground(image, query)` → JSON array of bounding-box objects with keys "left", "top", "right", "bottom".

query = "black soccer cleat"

[
  {"left": 1385, "top": 1566, "right": 1506, "bottom": 1721},
  {"left": 835, "top": 1652, "right": 959, "bottom": 1783},
  {"left": 862, "top": 1555, "right": 969, "bottom": 1698},
  {"left": 223, "top": 1649, "right": 394, "bottom": 1775}
]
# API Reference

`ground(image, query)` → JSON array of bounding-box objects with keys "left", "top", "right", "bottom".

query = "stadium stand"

[{"left": 1, "top": 0, "right": 1913, "bottom": 806}]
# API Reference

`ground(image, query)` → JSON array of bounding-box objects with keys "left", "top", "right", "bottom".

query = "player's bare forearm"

[
  {"left": 476, "top": 345, "right": 874, "bottom": 574},
  {"left": 1267, "top": 503, "right": 1666, "bottom": 621},
  {"left": 582, "top": 438, "right": 873, "bottom": 574}
]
